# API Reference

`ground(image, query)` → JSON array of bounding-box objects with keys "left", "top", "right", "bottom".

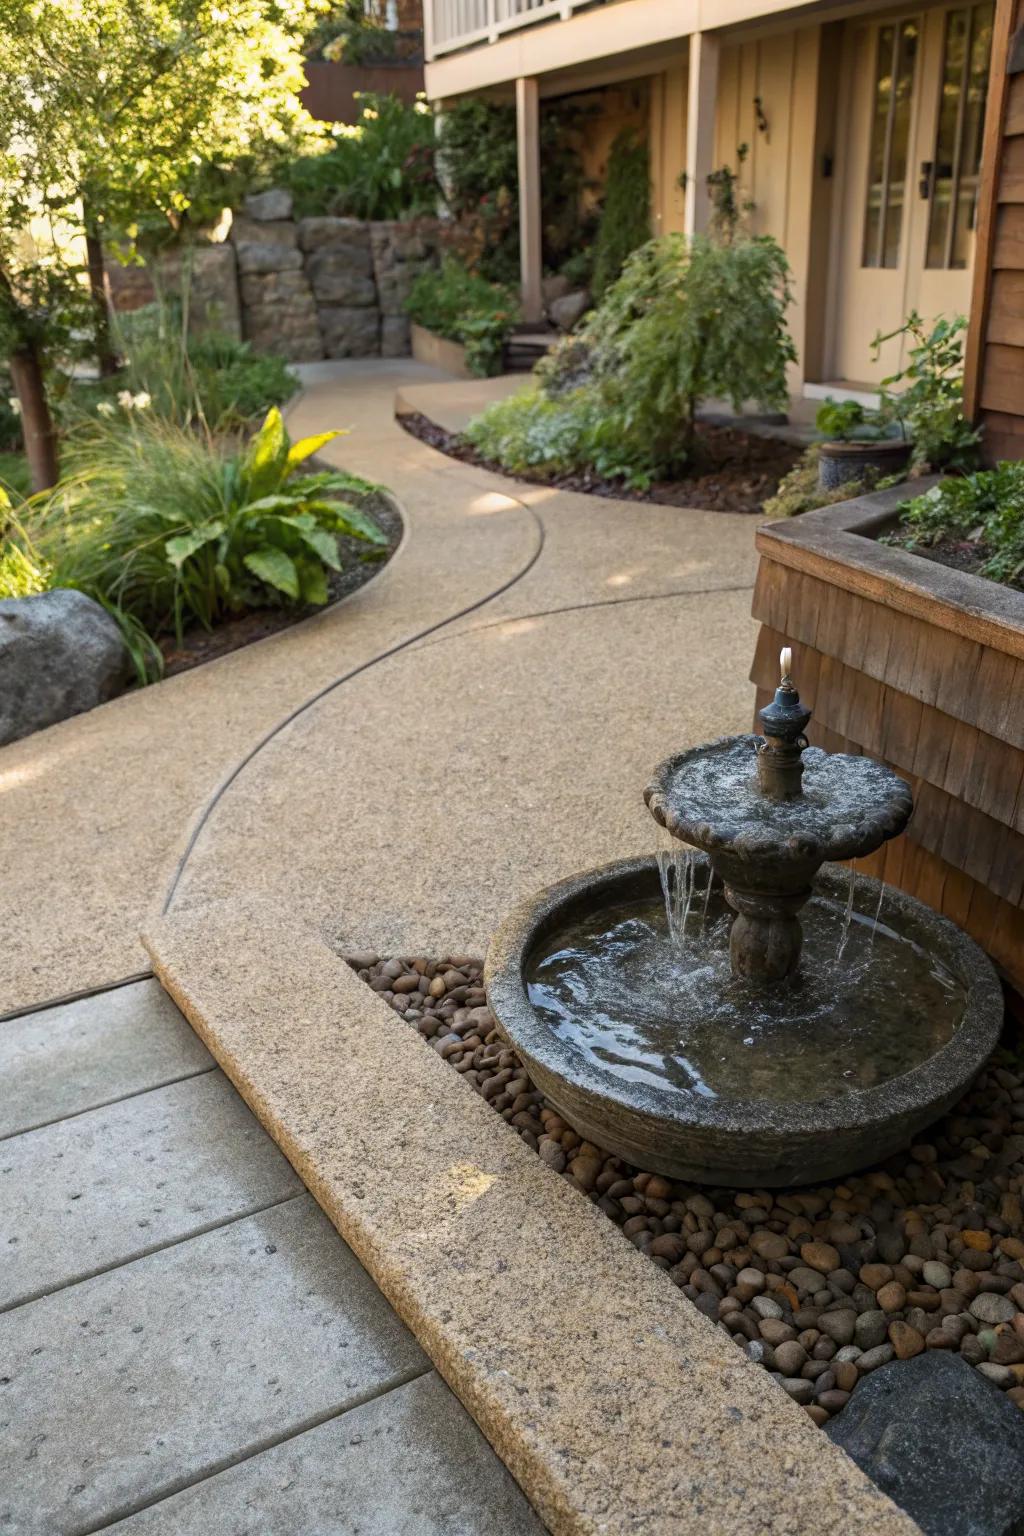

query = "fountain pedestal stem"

[{"left": 725, "top": 882, "right": 810, "bottom": 980}]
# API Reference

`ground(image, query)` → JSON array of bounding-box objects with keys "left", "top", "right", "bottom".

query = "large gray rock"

[
  {"left": 320, "top": 305, "right": 380, "bottom": 357},
  {"left": 240, "top": 268, "right": 323, "bottom": 361},
  {"left": 244, "top": 187, "right": 293, "bottom": 222},
  {"left": 297, "top": 217, "right": 372, "bottom": 259},
  {"left": 550, "top": 288, "right": 591, "bottom": 332},
  {"left": 825, "top": 1353, "right": 1024, "bottom": 1536},
  {"left": 305, "top": 250, "right": 377, "bottom": 306},
  {"left": 234, "top": 242, "right": 303, "bottom": 276},
  {"left": 0, "top": 589, "right": 129, "bottom": 746},
  {"left": 229, "top": 215, "right": 297, "bottom": 249},
  {"left": 381, "top": 314, "right": 411, "bottom": 357}
]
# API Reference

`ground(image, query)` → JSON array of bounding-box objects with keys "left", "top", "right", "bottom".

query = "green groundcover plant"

[
  {"left": 7, "top": 407, "right": 385, "bottom": 680},
  {"left": 406, "top": 257, "right": 519, "bottom": 377},
  {"left": 888, "top": 463, "right": 1024, "bottom": 589},
  {"left": 466, "top": 230, "right": 794, "bottom": 488}
]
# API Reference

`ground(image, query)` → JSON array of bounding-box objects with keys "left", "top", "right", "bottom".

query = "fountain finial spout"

[{"left": 757, "top": 647, "right": 812, "bottom": 801}]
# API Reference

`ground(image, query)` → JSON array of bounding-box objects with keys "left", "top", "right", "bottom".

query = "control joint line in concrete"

[
  {"left": 162, "top": 507, "right": 547, "bottom": 915},
  {"left": 0, "top": 972, "right": 154, "bottom": 1026},
  {"left": 409, "top": 580, "right": 758, "bottom": 655},
  {"left": 0, "top": 1064, "right": 218, "bottom": 1145},
  {"left": 76, "top": 1363, "right": 432, "bottom": 1536},
  {"left": 0, "top": 1191, "right": 306, "bottom": 1317}
]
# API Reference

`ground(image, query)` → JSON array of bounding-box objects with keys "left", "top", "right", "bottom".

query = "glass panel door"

[{"left": 862, "top": 20, "right": 921, "bottom": 269}]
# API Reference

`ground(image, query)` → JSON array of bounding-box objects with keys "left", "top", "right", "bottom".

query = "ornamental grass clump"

[
  {"left": 11, "top": 407, "right": 384, "bottom": 680},
  {"left": 466, "top": 230, "right": 795, "bottom": 489}
]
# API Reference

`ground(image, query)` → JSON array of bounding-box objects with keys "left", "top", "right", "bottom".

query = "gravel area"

[{"left": 347, "top": 951, "right": 1024, "bottom": 1430}]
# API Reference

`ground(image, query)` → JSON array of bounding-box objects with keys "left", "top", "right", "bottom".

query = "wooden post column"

[
  {"left": 516, "top": 75, "right": 543, "bottom": 324},
  {"left": 684, "top": 31, "right": 720, "bottom": 236}
]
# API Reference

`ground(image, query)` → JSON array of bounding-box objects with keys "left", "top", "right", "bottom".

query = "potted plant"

[{"left": 815, "top": 397, "right": 912, "bottom": 491}]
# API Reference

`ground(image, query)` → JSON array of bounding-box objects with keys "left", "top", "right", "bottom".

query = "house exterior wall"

[
  {"left": 644, "top": 23, "right": 831, "bottom": 387},
  {"left": 965, "top": 0, "right": 1024, "bottom": 461}
]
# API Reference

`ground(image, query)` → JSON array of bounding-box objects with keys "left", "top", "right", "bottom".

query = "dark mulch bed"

[
  {"left": 160, "top": 491, "right": 402, "bottom": 677},
  {"left": 398, "top": 409, "right": 800, "bottom": 515}
]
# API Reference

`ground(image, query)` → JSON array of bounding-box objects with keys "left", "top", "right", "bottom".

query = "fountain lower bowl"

[{"left": 484, "top": 856, "right": 1003, "bottom": 1186}]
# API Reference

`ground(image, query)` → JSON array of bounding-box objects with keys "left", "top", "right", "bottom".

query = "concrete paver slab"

[
  {"left": 0, "top": 1194, "right": 428, "bottom": 1536},
  {"left": 0, "top": 1071, "right": 302, "bottom": 1309},
  {"left": 0, "top": 979, "right": 213, "bottom": 1139},
  {"left": 109, "top": 1371, "right": 547, "bottom": 1536}
]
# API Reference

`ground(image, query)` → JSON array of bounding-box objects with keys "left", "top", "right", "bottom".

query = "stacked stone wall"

[
  {"left": 106, "top": 186, "right": 446, "bottom": 362},
  {"left": 231, "top": 188, "right": 445, "bottom": 361}
]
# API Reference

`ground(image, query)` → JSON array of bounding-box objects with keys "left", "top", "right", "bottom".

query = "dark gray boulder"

[
  {"left": 826, "top": 1352, "right": 1024, "bottom": 1536},
  {"left": 0, "top": 589, "right": 130, "bottom": 746}
]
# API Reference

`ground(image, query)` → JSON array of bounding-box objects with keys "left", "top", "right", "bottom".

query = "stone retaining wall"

[{"left": 108, "top": 188, "right": 446, "bottom": 363}]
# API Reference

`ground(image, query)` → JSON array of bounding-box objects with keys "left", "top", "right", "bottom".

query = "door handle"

[{"left": 919, "top": 160, "right": 934, "bottom": 199}]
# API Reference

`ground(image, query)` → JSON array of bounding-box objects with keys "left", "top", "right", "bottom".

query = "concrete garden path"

[{"left": 0, "top": 359, "right": 760, "bottom": 1014}]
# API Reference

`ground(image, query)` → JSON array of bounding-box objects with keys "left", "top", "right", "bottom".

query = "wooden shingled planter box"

[{"left": 750, "top": 478, "right": 1024, "bottom": 997}]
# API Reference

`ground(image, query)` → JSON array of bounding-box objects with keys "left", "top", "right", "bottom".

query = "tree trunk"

[
  {"left": 9, "top": 346, "right": 58, "bottom": 493},
  {"left": 84, "top": 216, "right": 118, "bottom": 378}
]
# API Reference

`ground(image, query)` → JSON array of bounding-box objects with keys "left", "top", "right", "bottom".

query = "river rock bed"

[{"left": 346, "top": 951, "right": 1024, "bottom": 1430}]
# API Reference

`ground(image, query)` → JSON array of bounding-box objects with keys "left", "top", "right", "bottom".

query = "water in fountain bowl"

[{"left": 524, "top": 877, "right": 966, "bottom": 1105}]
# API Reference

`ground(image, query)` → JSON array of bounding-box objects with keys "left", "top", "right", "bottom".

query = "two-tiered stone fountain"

[{"left": 486, "top": 652, "right": 1003, "bottom": 1186}]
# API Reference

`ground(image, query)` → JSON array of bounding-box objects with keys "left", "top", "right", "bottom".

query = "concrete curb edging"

[{"left": 143, "top": 897, "right": 921, "bottom": 1536}]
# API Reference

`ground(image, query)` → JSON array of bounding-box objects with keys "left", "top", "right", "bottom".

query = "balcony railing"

[{"left": 426, "top": 0, "right": 598, "bottom": 59}]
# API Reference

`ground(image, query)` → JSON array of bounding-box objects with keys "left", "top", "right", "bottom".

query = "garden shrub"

[
  {"left": 591, "top": 130, "right": 651, "bottom": 299},
  {"left": 12, "top": 407, "right": 385, "bottom": 679},
  {"left": 889, "top": 464, "right": 1024, "bottom": 588},
  {"left": 438, "top": 97, "right": 592, "bottom": 285},
  {"left": 406, "top": 258, "right": 518, "bottom": 376},
  {"left": 282, "top": 93, "right": 437, "bottom": 220},
  {"left": 873, "top": 313, "right": 980, "bottom": 473},
  {"left": 467, "top": 230, "right": 795, "bottom": 487}
]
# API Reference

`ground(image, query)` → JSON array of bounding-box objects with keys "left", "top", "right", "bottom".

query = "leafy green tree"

[{"left": 0, "top": 0, "right": 321, "bottom": 490}]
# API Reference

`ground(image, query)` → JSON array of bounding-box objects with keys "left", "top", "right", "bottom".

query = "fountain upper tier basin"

[
  {"left": 645, "top": 736, "right": 914, "bottom": 869},
  {"left": 485, "top": 856, "right": 1003, "bottom": 1186}
]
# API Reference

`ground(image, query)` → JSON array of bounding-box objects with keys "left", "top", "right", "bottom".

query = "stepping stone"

[
  {"left": 0, "top": 980, "right": 212, "bottom": 1139},
  {"left": 108, "top": 1372, "right": 545, "bottom": 1535},
  {"left": 0, "top": 1195, "right": 427, "bottom": 1536},
  {"left": 0, "top": 1071, "right": 301, "bottom": 1308}
]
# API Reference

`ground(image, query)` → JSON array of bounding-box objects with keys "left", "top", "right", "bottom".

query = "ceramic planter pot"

[{"left": 818, "top": 437, "right": 913, "bottom": 491}]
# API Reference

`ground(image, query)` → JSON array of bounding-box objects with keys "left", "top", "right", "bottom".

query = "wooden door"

[{"left": 830, "top": 5, "right": 993, "bottom": 384}]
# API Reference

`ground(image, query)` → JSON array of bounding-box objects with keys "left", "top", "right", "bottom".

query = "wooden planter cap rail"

[{"left": 756, "top": 479, "right": 1024, "bottom": 662}]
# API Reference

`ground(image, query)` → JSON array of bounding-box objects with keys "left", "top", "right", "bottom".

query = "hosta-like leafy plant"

[{"left": 13, "top": 407, "right": 385, "bottom": 679}]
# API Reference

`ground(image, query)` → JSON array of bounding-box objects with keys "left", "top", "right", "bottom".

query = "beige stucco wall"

[{"left": 647, "top": 22, "right": 832, "bottom": 387}]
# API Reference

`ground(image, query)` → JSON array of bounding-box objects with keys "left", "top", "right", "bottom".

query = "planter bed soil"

[
  {"left": 884, "top": 530, "right": 1024, "bottom": 591},
  {"left": 347, "top": 950, "right": 1024, "bottom": 1431},
  {"left": 398, "top": 410, "right": 801, "bottom": 515},
  {"left": 160, "top": 491, "right": 401, "bottom": 676}
]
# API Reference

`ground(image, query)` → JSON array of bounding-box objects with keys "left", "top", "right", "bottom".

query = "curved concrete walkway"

[
  {"left": 165, "top": 367, "right": 761, "bottom": 953},
  {"left": 0, "top": 360, "right": 759, "bottom": 1012}
]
